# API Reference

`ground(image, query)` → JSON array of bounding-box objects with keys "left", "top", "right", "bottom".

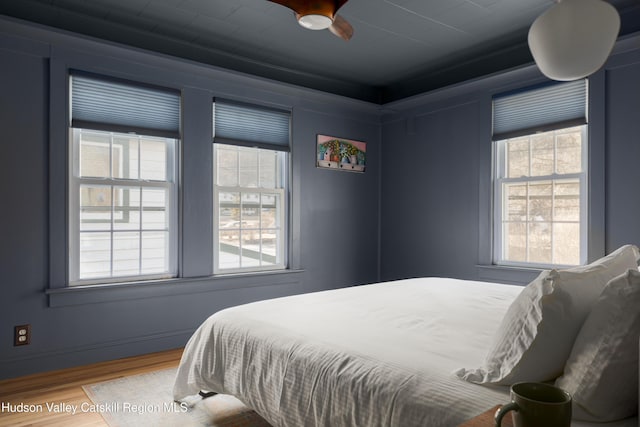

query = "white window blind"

[
  {"left": 493, "top": 80, "right": 587, "bottom": 140},
  {"left": 71, "top": 73, "right": 181, "bottom": 139},
  {"left": 213, "top": 99, "right": 291, "bottom": 151}
]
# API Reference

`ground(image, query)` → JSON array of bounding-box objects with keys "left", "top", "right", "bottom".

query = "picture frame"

[{"left": 316, "top": 134, "right": 366, "bottom": 173}]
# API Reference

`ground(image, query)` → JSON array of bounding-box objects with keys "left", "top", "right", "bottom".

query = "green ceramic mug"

[{"left": 495, "top": 382, "right": 572, "bottom": 427}]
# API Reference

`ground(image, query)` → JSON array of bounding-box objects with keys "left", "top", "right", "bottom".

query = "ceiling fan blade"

[{"left": 328, "top": 14, "right": 353, "bottom": 41}]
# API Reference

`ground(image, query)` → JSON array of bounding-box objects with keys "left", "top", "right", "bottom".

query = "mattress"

[{"left": 173, "top": 277, "right": 638, "bottom": 427}]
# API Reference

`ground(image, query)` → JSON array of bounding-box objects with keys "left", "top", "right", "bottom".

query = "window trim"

[
  {"left": 68, "top": 129, "right": 179, "bottom": 286},
  {"left": 48, "top": 57, "right": 301, "bottom": 302},
  {"left": 64, "top": 71, "right": 182, "bottom": 287},
  {"left": 477, "top": 71, "right": 605, "bottom": 284},
  {"left": 490, "top": 79, "right": 589, "bottom": 270},
  {"left": 492, "top": 126, "right": 588, "bottom": 268},
  {"left": 212, "top": 144, "right": 289, "bottom": 275}
]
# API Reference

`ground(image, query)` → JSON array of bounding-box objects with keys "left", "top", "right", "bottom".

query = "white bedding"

[{"left": 173, "top": 277, "right": 638, "bottom": 427}]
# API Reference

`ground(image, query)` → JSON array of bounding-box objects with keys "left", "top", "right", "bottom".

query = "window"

[
  {"left": 493, "top": 80, "right": 587, "bottom": 267},
  {"left": 212, "top": 100, "right": 290, "bottom": 274},
  {"left": 213, "top": 145, "right": 286, "bottom": 272},
  {"left": 69, "top": 73, "right": 180, "bottom": 285}
]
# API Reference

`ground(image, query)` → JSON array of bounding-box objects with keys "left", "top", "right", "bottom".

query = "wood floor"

[{"left": 0, "top": 348, "right": 183, "bottom": 427}]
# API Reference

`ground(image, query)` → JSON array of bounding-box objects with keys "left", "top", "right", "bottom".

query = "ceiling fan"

[{"left": 267, "top": 0, "right": 354, "bottom": 41}]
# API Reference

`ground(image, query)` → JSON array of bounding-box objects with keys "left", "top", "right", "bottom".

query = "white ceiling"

[{"left": 2, "top": 0, "right": 639, "bottom": 102}]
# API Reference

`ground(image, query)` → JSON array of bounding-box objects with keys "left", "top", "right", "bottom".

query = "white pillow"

[
  {"left": 555, "top": 269, "right": 640, "bottom": 422},
  {"left": 455, "top": 244, "right": 639, "bottom": 385}
]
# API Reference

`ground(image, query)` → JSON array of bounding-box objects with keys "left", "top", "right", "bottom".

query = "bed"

[{"left": 173, "top": 275, "right": 638, "bottom": 427}]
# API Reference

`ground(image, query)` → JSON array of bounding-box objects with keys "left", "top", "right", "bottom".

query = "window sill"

[
  {"left": 46, "top": 269, "right": 305, "bottom": 307},
  {"left": 476, "top": 264, "right": 542, "bottom": 286}
]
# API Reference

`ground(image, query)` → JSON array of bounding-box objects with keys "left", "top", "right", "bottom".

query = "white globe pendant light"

[{"left": 528, "top": 0, "right": 620, "bottom": 81}]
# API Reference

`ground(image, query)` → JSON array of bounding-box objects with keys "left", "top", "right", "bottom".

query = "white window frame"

[
  {"left": 213, "top": 144, "right": 288, "bottom": 274},
  {"left": 493, "top": 126, "right": 588, "bottom": 268},
  {"left": 68, "top": 129, "right": 178, "bottom": 285}
]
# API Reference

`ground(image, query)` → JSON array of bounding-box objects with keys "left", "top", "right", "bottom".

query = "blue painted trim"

[
  {"left": 0, "top": 330, "right": 191, "bottom": 380},
  {"left": 47, "top": 269, "right": 305, "bottom": 307},
  {"left": 476, "top": 264, "right": 542, "bottom": 286}
]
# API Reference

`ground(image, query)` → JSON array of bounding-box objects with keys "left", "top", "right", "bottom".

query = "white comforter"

[{"left": 173, "top": 277, "right": 637, "bottom": 427}]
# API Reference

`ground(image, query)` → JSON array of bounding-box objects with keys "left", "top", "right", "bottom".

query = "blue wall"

[
  {"left": 380, "top": 100, "right": 481, "bottom": 281},
  {"left": 604, "top": 48, "right": 640, "bottom": 250},
  {"left": 0, "top": 19, "right": 381, "bottom": 379},
  {"left": 1, "top": 17, "right": 639, "bottom": 380},
  {"left": 380, "top": 37, "right": 640, "bottom": 285}
]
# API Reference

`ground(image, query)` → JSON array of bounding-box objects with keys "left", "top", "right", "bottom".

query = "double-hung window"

[
  {"left": 213, "top": 100, "right": 290, "bottom": 274},
  {"left": 493, "top": 80, "right": 588, "bottom": 267},
  {"left": 69, "top": 73, "right": 180, "bottom": 285}
]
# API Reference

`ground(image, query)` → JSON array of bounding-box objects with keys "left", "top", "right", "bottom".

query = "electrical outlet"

[{"left": 14, "top": 324, "right": 31, "bottom": 346}]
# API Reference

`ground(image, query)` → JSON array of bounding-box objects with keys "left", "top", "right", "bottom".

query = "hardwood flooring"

[{"left": 0, "top": 348, "right": 183, "bottom": 427}]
